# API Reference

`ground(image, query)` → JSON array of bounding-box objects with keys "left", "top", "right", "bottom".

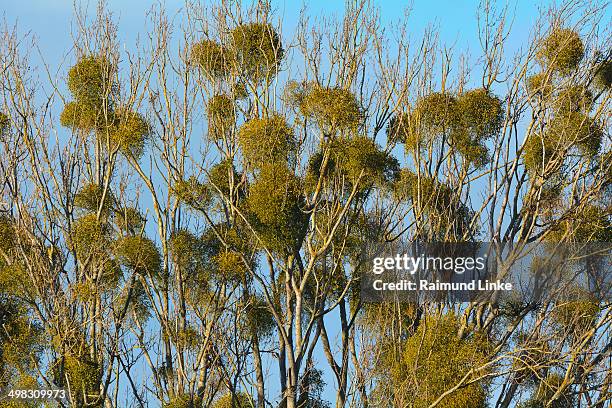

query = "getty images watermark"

[
  {"left": 360, "top": 242, "right": 611, "bottom": 303},
  {"left": 371, "top": 252, "right": 511, "bottom": 292}
]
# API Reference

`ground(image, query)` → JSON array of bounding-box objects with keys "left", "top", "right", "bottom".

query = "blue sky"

[
  {"left": 0, "top": 0, "right": 588, "bottom": 405},
  {"left": 3, "top": 1, "right": 543, "bottom": 73}
]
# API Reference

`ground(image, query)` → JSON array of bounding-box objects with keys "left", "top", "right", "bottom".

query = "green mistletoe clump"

[
  {"left": 244, "top": 294, "right": 275, "bottom": 338},
  {"left": 114, "top": 206, "right": 145, "bottom": 235},
  {"left": 554, "top": 85, "right": 593, "bottom": 114},
  {"left": 60, "top": 56, "right": 151, "bottom": 159},
  {"left": 71, "top": 214, "right": 111, "bottom": 259},
  {"left": 208, "top": 159, "right": 243, "bottom": 198},
  {"left": 593, "top": 59, "right": 611, "bottom": 89},
  {"left": 0, "top": 112, "right": 10, "bottom": 136},
  {"left": 299, "top": 85, "right": 363, "bottom": 133},
  {"left": 306, "top": 136, "right": 399, "bottom": 192},
  {"left": 386, "top": 112, "right": 411, "bottom": 145},
  {"left": 552, "top": 286, "right": 600, "bottom": 333},
  {"left": 207, "top": 94, "right": 236, "bottom": 140},
  {"left": 451, "top": 88, "right": 504, "bottom": 167},
  {"left": 107, "top": 109, "right": 151, "bottom": 158},
  {"left": 336, "top": 136, "right": 399, "bottom": 186},
  {"left": 0, "top": 215, "right": 16, "bottom": 254},
  {"left": 213, "top": 249, "right": 251, "bottom": 282},
  {"left": 74, "top": 183, "right": 116, "bottom": 215},
  {"left": 523, "top": 133, "right": 561, "bottom": 176},
  {"left": 60, "top": 56, "right": 112, "bottom": 132},
  {"left": 400, "top": 313, "right": 492, "bottom": 408},
  {"left": 238, "top": 115, "right": 295, "bottom": 167},
  {"left": 230, "top": 22, "right": 284, "bottom": 82},
  {"left": 548, "top": 111, "right": 603, "bottom": 157},
  {"left": 537, "top": 28, "right": 584, "bottom": 74},
  {"left": 62, "top": 354, "right": 103, "bottom": 407},
  {"left": 190, "top": 39, "right": 229, "bottom": 79},
  {"left": 115, "top": 236, "right": 162, "bottom": 276},
  {"left": 168, "top": 229, "right": 205, "bottom": 272},
  {"left": 548, "top": 204, "right": 611, "bottom": 242},
  {"left": 408, "top": 92, "right": 458, "bottom": 147},
  {"left": 212, "top": 392, "right": 254, "bottom": 408},
  {"left": 526, "top": 73, "right": 553, "bottom": 97},
  {"left": 172, "top": 176, "right": 212, "bottom": 209},
  {"left": 246, "top": 162, "right": 307, "bottom": 253}
]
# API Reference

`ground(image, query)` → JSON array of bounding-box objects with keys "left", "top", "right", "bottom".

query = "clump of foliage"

[
  {"left": 552, "top": 286, "right": 600, "bottom": 332},
  {"left": 62, "top": 354, "right": 103, "bottom": 407},
  {"left": 399, "top": 88, "right": 502, "bottom": 168},
  {"left": 169, "top": 229, "right": 203, "bottom": 271},
  {"left": 307, "top": 137, "right": 399, "bottom": 191},
  {"left": 98, "top": 256, "right": 123, "bottom": 290},
  {"left": 394, "top": 170, "right": 453, "bottom": 212},
  {"left": 519, "top": 373, "right": 574, "bottom": 408},
  {"left": 61, "top": 56, "right": 113, "bottom": 133},
  {"left": 0, "top": 215, "right": 16, "bottom": 254},
  {"left": 454, "top": 140, "right": 490, "bottom": 168},
  {"left": 555, "top": 85, "right": 593, "bottom": 113},
  {"left": 115, "top": 278, "right": 151, "bottom": 322},
  {"left": 245, "top": 294, "right": 275, "bottom": 338},
  {"left": 230, "top": 22, "right": 283, "bottom": 82},
  {"left": 523, "top": 133, "right": 560, "bottom": 175},
  {"left": 108, "top": 109, "right": 151, "bottom": 158},
  {"left": 67, "top": 56, "right": 112, "bottom": 107},
  {"left": 115, "top": 236, "right": 162, "bottom": 276},
  {"left": 190, "top": 39, "right": 229, "bottom": 79},
  {"left": 330, "top": 136, "right": 399, "bottom": 187},
  {"left": 283, "top": 80, "right": 310, "bottom": 109},
  {"left": 537, "top": 28, "right": 584, "bottom": 73},
  {"left": 408, "top": 92, "right": 458, "bottom": 147},
  {"left": 61, "top": 56, "right": 151, "bottom": 160},
  {"left": 549, "top": 111, "right": 603, "bottom": 157},
  {"left": 207, "top": 94, "right": 235, "bottom": 140},
  {"left": 297, "top": 367, "right": 330, "bottom": 408},
  {"left": 299, "top": 85, "right": 363, "bottom": 133},
  {"left": 0, "top": 112, "right": 10, "bottom": 135},
  {"left": 60, "top": 100, "right": 103, "bottom": 132},
  {"left": 115, "top": 206, "right": 145, "bottom": 235},
  {"left": 70, "top": 214, "right": 110, "bottom": 259},
  {"left": 450, "top": 88, "right": 503, "bottom": 166},
  {"left": 246, "top": 162, "right": 307, "bottom": 253},
  {"left": 399, "top": 313, "right": 491, "bottom": 407},
  {"left": 593, "top": 59, "right": 611, "bottom": 89},
  {"left": 0, "top": 263, "right": 29, "bottom": 296},
  {"left": 74, "top": 183, "right": 115, "bottom": 215},
  {"left": 199, "top": 224, "right": 256, "bottom": 284},
  {"left": 175, "top": 325, "right": 200, "bottom": 350},
  {"left": 163, "top": 393, "right": 203, "bottom": 408},
  {"left": 208, "top": 159, "right": 242, "bottom": 198},
  {"left": 214, "top": 250, "right": 250, "bottom": 282},
  {"left": 304, "top": 150, "right": 334, "bottom": 192},
  {"left": 238, "top": 115, "right": 295, "bottom": 167},
  {"left": 386, "top": 112, "right": 410, "bottom": 145},
  {"left": 548, "top": 204, "right": 611, "bottom": 242},
  {"left": 527, "top": 73, "right": 553, "bottom": 97},
  {"left": 0, "top": 300, "right": 42, "bottom": 386},
  {"left": 399, "top": 88, "right": 500, "bottom": 168},
  {"left": 455, "top": 88, "right": 504, "bottom": 141},
  {"left": 172, "top": 176, "right": 212, "bottom": 209},
  {"left": 212, "top": 392, "right": 254, "bottom": 408},
  {"left": 393, "top": 170, "right": 474, "bottom": 239},
  {"left": 168, "top": 228, "right": 216, "bottom": 286}
]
